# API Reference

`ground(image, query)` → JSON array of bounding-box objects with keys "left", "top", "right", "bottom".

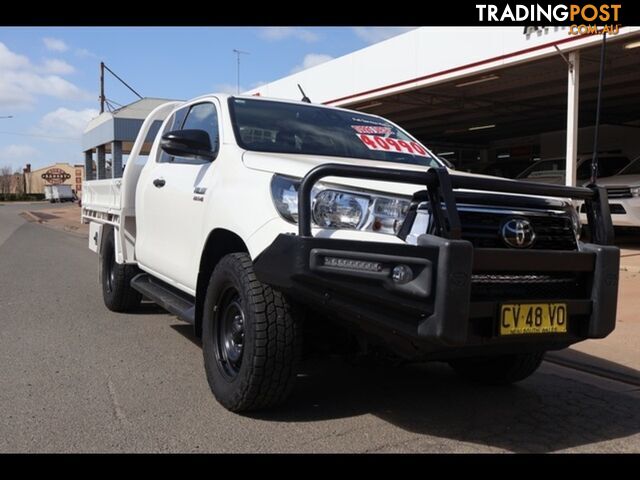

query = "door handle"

[{"left": 153, "top": 178, "right": 166, "bottom": 188}]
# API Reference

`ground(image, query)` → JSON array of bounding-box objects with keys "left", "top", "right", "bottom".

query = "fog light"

[
  {"left": 323, "top": 256, "right": 383, "bottom": 272},
  {"left": 392, "top": 264, "right": 413, "bottom": 284}
]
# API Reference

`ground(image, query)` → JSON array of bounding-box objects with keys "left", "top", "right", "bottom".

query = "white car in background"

[
  {"left": 581, "top": 156, "right": 640, "bottom": 228},
  {"left": 516, "top": 154, "right": 631, "bottom": 185}
]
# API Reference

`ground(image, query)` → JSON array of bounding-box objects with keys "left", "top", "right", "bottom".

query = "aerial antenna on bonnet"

[
  {"left": 298, "top": 84, "right": 311, "bottom": 103},
  {"left": 590, "top": 32, "right": 607, "bottom": 184}
]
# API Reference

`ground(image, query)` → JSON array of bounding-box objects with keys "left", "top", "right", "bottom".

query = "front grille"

[
  {"left": 580, "top": 203, "right": 627, "bottom": 214},
  {"left": 610, "top": 204, "right": 627, "bottom": 214},
  {"left": 472, "top": 274, "right": 576, "bottom": 284},
  {"left": 606, "top": 187, "right": 632, "bottom": 199},
  {"left": 471, "top": 273, "right": 586, "bottom": 301},
  {"left": 458, "top": 209, "right": 577, "bottom": 250}
]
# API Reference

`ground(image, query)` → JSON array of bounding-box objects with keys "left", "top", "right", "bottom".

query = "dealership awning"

[
  {"left": 346, "top": 35, "right": 640, "bottom": 185},
  {"left": 250, "top": 27, "right": 640, "bottom": 186},
  {"left": 347, "top": 36, "right": 640, "bottom": 147}
]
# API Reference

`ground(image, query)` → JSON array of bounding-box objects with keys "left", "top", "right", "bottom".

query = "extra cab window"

[{"left": 182, "top": 103, "right": 219, "bottom": 153}]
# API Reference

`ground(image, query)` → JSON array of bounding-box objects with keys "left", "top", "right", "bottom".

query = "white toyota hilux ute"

[{"left": 83, "top": 94, "right": 620, "bottom": 412}]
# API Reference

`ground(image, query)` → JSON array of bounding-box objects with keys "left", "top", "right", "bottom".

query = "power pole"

[
  {"left": 98, "top": 61, "right": 143, "bottom": 113},
  {"left": 100, "top": 62, "right": 105, "bottom": 113},
  {"left": 232, "top": 49, "right": 250, "bottom": 95}
]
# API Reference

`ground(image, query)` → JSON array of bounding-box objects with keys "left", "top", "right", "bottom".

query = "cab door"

[{"left": 136, "top": 101, "right": 220, "bottom": 293}]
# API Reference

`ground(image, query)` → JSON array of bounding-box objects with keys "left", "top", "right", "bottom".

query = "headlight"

[
  {"left": 631, "top": 186, "right": 640, "bottom": 197},
  {"left": 370, "top": 197, "right": 411, "bottom": 234},
  {"left": 569, "top": 203, "right": 581, "bottom": 240},
  {"left": 313, "top": 190, "right": 368, "bottom": 229},
  {"left": 270, "top": 174, "right": 410, "bottom": 235},
  {"left": 270, "top": 175, "right": 300, "bottom": 223}
]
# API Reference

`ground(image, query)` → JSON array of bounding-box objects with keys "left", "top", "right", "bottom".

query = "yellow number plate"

[{"left": 500, "top": 303, "right": 567, "bottom": 335}]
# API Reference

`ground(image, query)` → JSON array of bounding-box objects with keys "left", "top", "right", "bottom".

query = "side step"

[{"left": 131, "top": 273, "right": 195, "bottom": 324}]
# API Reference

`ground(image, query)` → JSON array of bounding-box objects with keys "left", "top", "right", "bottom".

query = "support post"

[
  {"left": 111, "top": 141, "right": 123, "bottom": 178},
  {"left": 84, "top": 150, "right": 94, "bottom": 181},
  {"left": 97, "top": 145, "right": 106, "bottom": 179},
  {"left": 565, "top": 51, "right": 580, "bottom": 188}
]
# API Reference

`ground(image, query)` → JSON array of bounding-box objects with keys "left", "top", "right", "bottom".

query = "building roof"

[{"left": 82, "top": 97, "right": 178, "bottom": 152}]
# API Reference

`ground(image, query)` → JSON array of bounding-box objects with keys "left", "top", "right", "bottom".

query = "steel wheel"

[
  {"left": 105, "top": 247, "right": 115, "bottom": 294},
  {"left": 100, "top": 229, "right": 142, "bottom": 312},
  {"left": 202, "top": 253, "right": 301, "bottom": 411},
  {"left": 213, "top": 287, "right": 245, "bottom": 381}
]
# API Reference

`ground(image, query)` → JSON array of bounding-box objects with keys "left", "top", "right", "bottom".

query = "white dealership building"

[{"left": 248, "top": 26, "right": 640, "bottom": 185}]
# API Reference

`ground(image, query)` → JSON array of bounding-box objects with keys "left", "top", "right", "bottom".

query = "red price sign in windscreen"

[{"left": 357, "top": 133, "right": 429, "bottom": 157}]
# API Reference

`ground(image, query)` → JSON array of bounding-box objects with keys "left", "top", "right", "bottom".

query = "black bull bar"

[{"left": 297, "top": 165, "right": 614, "bottom": 245}]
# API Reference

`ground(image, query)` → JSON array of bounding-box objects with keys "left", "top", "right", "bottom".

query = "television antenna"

[{"left": 232, "top": 49, "right": 250, "bottom": 95}]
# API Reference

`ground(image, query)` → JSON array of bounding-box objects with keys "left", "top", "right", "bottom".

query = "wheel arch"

[
  {"left": 99, "top": 224, "right": 114, "bottom": 256},
  {"left": 195, "top": 228, "right": 249, "bottom": 337}
]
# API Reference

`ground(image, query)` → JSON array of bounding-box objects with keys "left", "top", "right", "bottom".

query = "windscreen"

[
  {"left": 519, "top": 159, "right": 565, "bottom": 178},
  {"left": 519, "top": 157, "right": 630, "bottom": 180},
  {"left": 229, "top": 98, "right": 441, "bottom": 167},
  {"left": 577, "top": 156, "right": 630, "bottom": 179},
  {"left": 616, "top": 156, "right": 640, "bottom": 175}
]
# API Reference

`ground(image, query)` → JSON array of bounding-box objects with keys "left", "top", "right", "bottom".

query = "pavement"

[
  {"left": 544, "top": 231, "right": 640, "bottom": 385},
  {"left": 19, "top": 202, "right": 87, "bottom": 239},
  {"left": 620, "top": 247, "right": 640, "bottom": 273},
  {"left": 1, "top": 201, "right": 639, "bottom": 452}
]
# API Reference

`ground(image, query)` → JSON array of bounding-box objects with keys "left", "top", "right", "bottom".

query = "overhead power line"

[{"left": 0, "top": 130, "right": 80, "bottom": 141}]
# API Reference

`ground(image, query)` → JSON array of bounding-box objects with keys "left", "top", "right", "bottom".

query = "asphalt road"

[{"left": 1, "top": 202, "right": 639, "bottom": 453}]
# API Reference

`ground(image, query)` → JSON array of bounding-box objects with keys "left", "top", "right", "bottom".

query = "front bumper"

[
  {"left": 580, "top": 197, "right": 640, "bottom": 227},
  {"left": 254, "top": 233, "right": 619, "bottom": 358},
  {"left": 255, "top": 164, "right": 619, "bottom": 359}
]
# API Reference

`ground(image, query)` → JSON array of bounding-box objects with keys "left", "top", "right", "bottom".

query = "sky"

[{"left": 0, "top": 27, "right": 414, "bottom": 171}]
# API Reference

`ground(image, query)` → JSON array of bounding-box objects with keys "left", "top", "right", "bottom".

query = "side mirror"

[{"left": 160, "top": 129, "right": 216, "bottom": 161}]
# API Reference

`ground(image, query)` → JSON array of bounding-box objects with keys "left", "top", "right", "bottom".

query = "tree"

[{"left": 0, "top": 165, "right": 13, "bottom": 195}]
